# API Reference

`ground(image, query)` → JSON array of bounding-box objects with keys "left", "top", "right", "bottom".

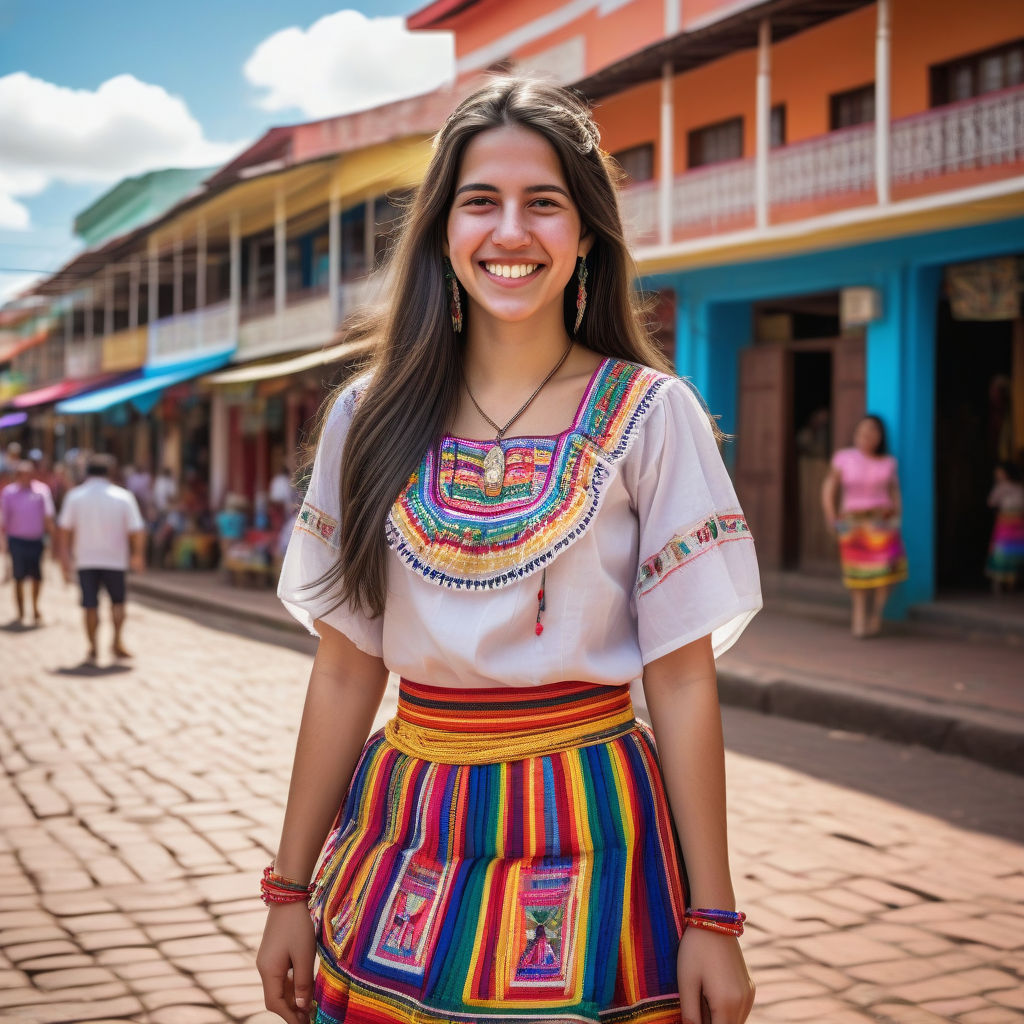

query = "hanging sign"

[
  {"left": 946, "top": 257, "right": 1020, "bottom": 321},
  {"left": 840, "top": 287, "right": 882, "bottom": 328}
]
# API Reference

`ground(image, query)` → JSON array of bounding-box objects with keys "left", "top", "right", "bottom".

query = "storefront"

[{"left": 642, "top": 213, "right": 1024, "bottom": 615}]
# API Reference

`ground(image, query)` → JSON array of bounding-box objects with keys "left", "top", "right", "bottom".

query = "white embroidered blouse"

[{"left": 278, "top": 357, "right": 762, "bottom": 689}]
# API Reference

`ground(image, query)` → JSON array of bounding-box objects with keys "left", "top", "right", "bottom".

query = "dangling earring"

[
  {"left": 574, "top": 257, "right": 588, "bottom": 334},
  {"left": 444, "top": 258, "right": 463, "bottom": 334}
]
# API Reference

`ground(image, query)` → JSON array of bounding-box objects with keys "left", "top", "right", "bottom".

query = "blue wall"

[{"left": 644, "top": 214, "right": 1024, "bottom": 612}]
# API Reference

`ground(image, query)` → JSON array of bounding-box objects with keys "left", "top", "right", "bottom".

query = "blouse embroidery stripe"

[
  {"left": 636, "top": 512, "right": 752, "bottom": 598},
  {"left": 296, "top": 499, "right": 340, "bottom": 550}
]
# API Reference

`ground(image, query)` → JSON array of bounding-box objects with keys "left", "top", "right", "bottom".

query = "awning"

[
  {"left": 204, "top": 338, "right": 374, "bottom": 386},
  {"left": 0, "top": 411, "right": 28, "bottom": 429},
  {"left": 56, "top": 351, "right": 233, "bottom": 415},
  {"left": 11, "top": 371, "right": 139, "bottom": 410}
]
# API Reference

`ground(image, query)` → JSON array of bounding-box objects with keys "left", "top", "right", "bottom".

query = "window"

[
  {"left": 830, "top": 84, "right": 875, "bottom": 130},
  {"left": 610, "top": 143, "right": 654, "bottom": 183},
  {"left": 930, "top": 39, "right": 1024, "bottom": 106},
  {"left": 687, "top": 117, "right": 743, "bottom": 168},
  {"left": 770, "top": 104, "right": 786, "bottom": 148}
]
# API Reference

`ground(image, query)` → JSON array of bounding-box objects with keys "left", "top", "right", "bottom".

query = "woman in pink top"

[{"left": 822, "top": 415, "right": 907, "bottom": 637}]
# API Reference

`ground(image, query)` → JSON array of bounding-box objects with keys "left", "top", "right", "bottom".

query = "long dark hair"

[{"left": 318, "top": 76, "right": 689, "bottom": 619}]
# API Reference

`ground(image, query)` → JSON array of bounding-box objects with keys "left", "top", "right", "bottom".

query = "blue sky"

[{"left": 0, "top": 0, "right": 452, "bottom": 301}]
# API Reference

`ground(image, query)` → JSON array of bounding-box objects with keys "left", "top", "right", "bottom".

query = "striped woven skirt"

[
  {"left": 307, "top": 678, "right": 689, "bottom": 1023},
  {"left": 836, "top": 509, "right": 908, "bottom": 590},
  {"left": 986, "top": 511, "right": 1024, "bottom": 585}
]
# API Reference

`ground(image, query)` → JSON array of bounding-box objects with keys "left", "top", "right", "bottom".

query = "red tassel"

[{"left": 535, "top": 622, "right": 544, "bottom": 635}]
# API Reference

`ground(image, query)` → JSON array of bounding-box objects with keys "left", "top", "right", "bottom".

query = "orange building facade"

[{"left": 410, "top": 0, "right": 1024, "bottom": 614}]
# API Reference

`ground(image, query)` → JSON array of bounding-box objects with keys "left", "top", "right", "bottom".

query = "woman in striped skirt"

[{"left": 258, "top": 77, "right": 763, "bottom": 1024}]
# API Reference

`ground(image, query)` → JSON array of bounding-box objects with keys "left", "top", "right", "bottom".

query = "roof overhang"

[{"left": 574, "top": 0, "right": 874, "bottom": 102}]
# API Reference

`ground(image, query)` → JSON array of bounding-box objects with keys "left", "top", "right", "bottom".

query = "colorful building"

[{"left": 411, "top": 0, "right": 1024, "bottom": 613}]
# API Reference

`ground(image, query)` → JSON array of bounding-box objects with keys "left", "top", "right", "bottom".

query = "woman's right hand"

[{"left": 256, "top": 901, "right": 317, "bottom": 1024}]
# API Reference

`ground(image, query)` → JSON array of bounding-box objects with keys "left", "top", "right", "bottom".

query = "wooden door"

[
  {"left": 735, "top": 345, "right": 792, "bottom": 570},
  {"left": 832, "top": 333, "right": 866, "bottom": 451}
]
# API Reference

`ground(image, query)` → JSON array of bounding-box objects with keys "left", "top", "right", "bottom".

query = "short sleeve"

[
  {"left": 631, "top": 377, "right": 763, "bottom": 663},
  {"left": 125, "top": 492, "right": 145, "bottom": 532},
  {"left": 277, "top": 381, "right": 384, "bottom": 658},
  {"left": 40, "top": 485, "right": 56, "bottom": 519}
]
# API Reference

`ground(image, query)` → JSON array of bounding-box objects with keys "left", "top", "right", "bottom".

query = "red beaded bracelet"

[
  {"left": 684, "top": 907, "right": 746, "bottom": 937},
  {"left": 260, "top": 863, "right": 313, "bottom": 907}
]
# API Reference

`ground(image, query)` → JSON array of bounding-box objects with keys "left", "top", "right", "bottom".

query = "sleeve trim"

[
  {"left": 295, "top": 499, "right": 340, "bottom": 550},
  {"left": 636, "top": 511, "right": 753, "bottom": 597}
]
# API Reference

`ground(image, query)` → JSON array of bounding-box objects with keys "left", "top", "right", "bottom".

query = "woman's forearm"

[
  {"left": 272, "top": 632, "right": 389, "bottom": 885},
  {"left": 644, "top": 639, "right": 736, "bottom": 910}
]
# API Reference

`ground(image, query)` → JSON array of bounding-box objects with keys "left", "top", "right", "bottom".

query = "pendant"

[{"left": 482, "top": 443, "right": 505, "bottom": 497}]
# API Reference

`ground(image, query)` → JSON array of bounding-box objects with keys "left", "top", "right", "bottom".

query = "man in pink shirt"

[{"left": 0, "top": 460, "right": 56, "bottom": 624}]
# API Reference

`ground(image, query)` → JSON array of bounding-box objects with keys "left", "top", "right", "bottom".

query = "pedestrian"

[
  {"left": 259, "top": 78, "right": 762, "bottom": 1024},
  {"left": 822, "top": 414, "right": 908, "bottom": 637},
  {"left": 58, "top": 454, "right": 146, "bottom": 664},
  {"left": 0, "top": 459, "right": 55, "bottom": 624},
  {"left": 153, "top": 465, "right": 178, "bottom": 515},
  {"left": 985, "top": 460, "right": 1024, "bottom": 593},
  {"left": 1, "top": 440, "right": 22, "bottom": 485}
]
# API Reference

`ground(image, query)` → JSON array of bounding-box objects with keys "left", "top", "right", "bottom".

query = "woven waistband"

[{"left": 384, "top": 678, "right": 637, "bottom": 765}]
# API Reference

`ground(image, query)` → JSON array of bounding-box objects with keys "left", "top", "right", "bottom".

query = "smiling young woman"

[{"left": 258, "top": 77, "right": 763, "bottom": 1024}]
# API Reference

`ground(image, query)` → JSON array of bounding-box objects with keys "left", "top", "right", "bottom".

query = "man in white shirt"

[
  {"left": 58, "top": 454, "right": 146, "bottom": 664},
  {"left": 153, "top": 466, "right": 178, "bottom": 514}
]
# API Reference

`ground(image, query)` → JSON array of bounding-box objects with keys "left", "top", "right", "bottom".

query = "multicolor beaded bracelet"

[
  {"left": 260, "top": 862, "right": 313, "bottom": 907},
  {"left": 684, "top": 907, "right": 746, "bottom": 937}
]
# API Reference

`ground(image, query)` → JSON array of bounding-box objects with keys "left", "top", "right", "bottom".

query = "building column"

[
  {"left": 875, "top": 0, "right": 891, "bottom": 205},
  {"left": 663, "top": 0, "right": 679, "bottom": 35},
  {"left": 658, "top": 61, "right": 674, "bottom": 247},
  {"left": 148, "top": 237, "right": 157, "bottom": 325},
  {"left": 275, "top": 187, "right": 286, "bottom": 329},
  {"left": 209, "top": 390, "right": 228, "bottom": 511},
  {"left": 328, "top": 190, "right": 341, "bottom": 326},
  {"left": 173, "top": 234, "right": 183, "bottom": 317},
  {"left": 230, "top": 211, "right": 241, "bottom": 342},
  {"left": 755, "top": 19, "right": 771, "bottom": 229},
  {"left": 129, "top": 255, "right": 140, "bottom": 331},
  {"left": 196, "top": 216, "right": 207, "bottom": 349},
  {"left": 104, "top": 269, "right": 114, "bottom": 338},
  {"left": 364, "top": 197, "right": 375, "bottom": 272}
]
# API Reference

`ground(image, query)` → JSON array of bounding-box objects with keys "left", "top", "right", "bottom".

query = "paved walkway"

[
  {"left": 130, "top": 569, "right": 1024, "bottom": 774},
  {"left": 1, "top": 576, "right": 1023, "bottom": 1022}
]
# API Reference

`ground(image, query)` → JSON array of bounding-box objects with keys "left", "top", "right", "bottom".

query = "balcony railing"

[
  {"left": 619, "top": 83, "right": 1024, "bottom": 247},
  {"left": 101, "top": 326, "right": 147, "bottom": 372},
  {"left": 236, "top": 290, "right": 334, "bottom": 361},
  {"left": 65, "top": 336, "right": 103, "bottom": 379},
  {"left": 149, "top": 301, "right": 233, "bottom": 366},
  {"left": 769, "top": 123, "right": 875, "bottom": 206},
  {"left": 675, "top": 159, "right": 756, "bottom": 230},
  {"left": 892, "top": 85, "right": 1024, "bottom": 182}
]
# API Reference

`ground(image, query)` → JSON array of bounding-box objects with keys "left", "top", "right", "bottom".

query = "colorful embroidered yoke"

[
  {"left": 386, "top": 360, "right": 666, "bottom": 590},
  {"left": 307, "top": 679, "right": 689, "bottom": 1024}
]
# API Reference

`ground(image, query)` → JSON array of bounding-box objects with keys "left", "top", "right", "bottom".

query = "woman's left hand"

[{"left": 677, "top": 927, "right": 756, "bottom": 1024}]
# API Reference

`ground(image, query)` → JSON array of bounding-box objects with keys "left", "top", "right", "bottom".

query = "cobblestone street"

[{"left": 1, "top": 577, "right": 1022, "bottom": 1023}]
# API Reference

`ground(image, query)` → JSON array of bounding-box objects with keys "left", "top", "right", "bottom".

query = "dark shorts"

[
  {"left": 8, "top": 537, "right": 44, "bottom": 581},
  {"left": 78, "top": 568, "right": 127, "bottom": 609}
]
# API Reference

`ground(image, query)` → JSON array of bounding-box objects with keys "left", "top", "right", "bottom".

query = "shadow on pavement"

[
  {"left": 53, "top": 662, "right": 134, "bottom": 677},
  {"left": 132, "top": 592, "right": 317, "bottom": 656},
  {"left": 722, "top": 704, "right": 1024, "bottom": 845}
]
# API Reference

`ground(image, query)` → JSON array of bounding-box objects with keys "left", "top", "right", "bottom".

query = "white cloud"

[
  {"left": 0, "top": 272, "right": 43, "bottom": 304},
  {"left": 0, "top": 72, "right": 245, "bottom": 231},
  {"left": 244, "top": 9, "right": 454, "bottom": 120}
]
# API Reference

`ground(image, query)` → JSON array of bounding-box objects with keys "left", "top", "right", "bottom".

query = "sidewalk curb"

[
  {"left": 132, "top": 579, "right": 1024, "bottom": 778},
  {"left": 717, "top": 670, "right": 1024, "bottom": 777},
  {"left": 131, "top": 578, "right": 307, "bottom": 637}
]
